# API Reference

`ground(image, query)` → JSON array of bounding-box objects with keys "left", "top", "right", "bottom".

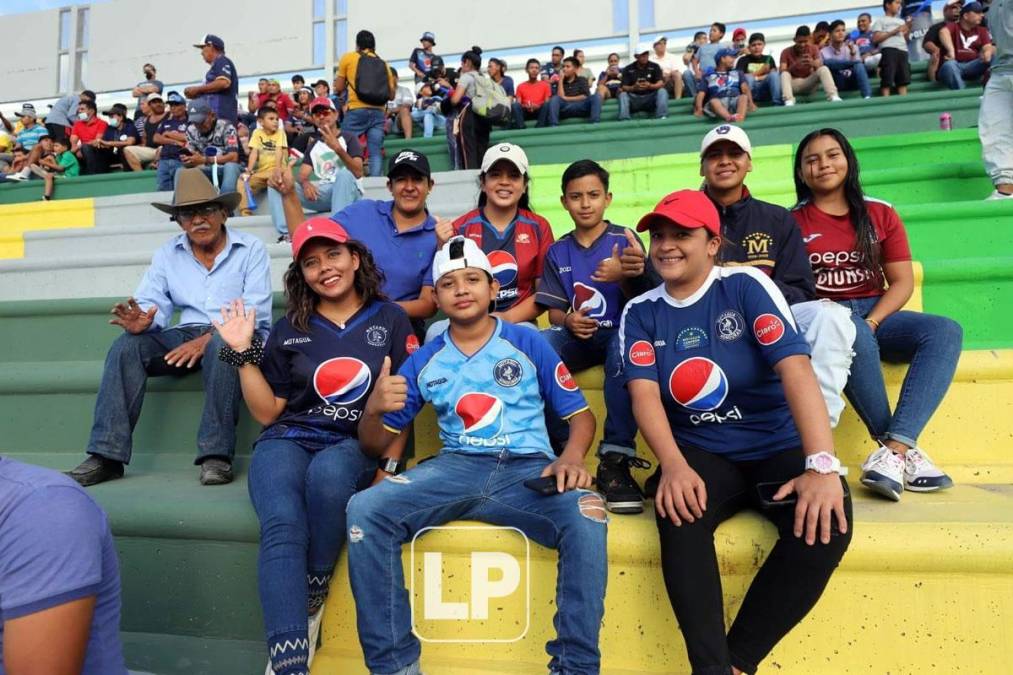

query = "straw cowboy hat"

[{"left": 151, "top": 167, "right": 241, "bottom": 215}]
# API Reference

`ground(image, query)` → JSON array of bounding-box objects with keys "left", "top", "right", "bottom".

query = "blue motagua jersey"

[
  {"left": 619, "top": 266, "right": 810, "bottom": 461},
  {"left": 383, "top": 319, "right": 589, "bottom": 457}
]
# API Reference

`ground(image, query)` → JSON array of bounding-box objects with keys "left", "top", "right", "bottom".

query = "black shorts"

[{"left": 879, "top": 47, "right": 911, "bottom": 88}]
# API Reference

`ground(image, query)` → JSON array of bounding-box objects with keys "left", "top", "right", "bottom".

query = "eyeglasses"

[
  {"left": 175, "top": 204, "right": 221, "bottom": 224},
  {"left": 311, "top": 107, "right": 335, "bottom": 116}
]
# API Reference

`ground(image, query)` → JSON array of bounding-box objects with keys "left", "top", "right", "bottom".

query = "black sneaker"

[
  {"left": 199, "top": 458, "right": 233, "bottom": 486},
  {"left": 67, "top": 455, "right": 124, "bottom": 487},
  {"left": 596, "top": 452, "right": 651, "bottom": 514}
]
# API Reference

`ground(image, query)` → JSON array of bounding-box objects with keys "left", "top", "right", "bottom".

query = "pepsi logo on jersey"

[
  {"left": 487, "top": 250, "right": 518, "bottom": 288},
  {"left": 311, "top": 357, "right": 373, "bottom": 421},
  {"left": 455, "top": 392, "right": 509, "bottom": 446},
  {"left": 669, "top": 357, "right": 728, "bottom": 412},
  {"left": 572, "top": 282, "right": 607, "bottom": 321}
]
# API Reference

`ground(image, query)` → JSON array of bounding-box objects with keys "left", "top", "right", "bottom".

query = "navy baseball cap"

[
  {"left": 194, "top": 34, "right": 225, "bottom": 50},
  {"left": 166, "top": 91, "right": 185, "bottom": 105},
  {"left": 186, "top": 99, "right": 212, "bottom": 124},
  {"left": 421, "top": 31, "right": 436, "bottom": 45},
  {"left": 961, "top": 1, "right": 983, "bottom": 13},
  {"left": 716, "top": 48, "right": 739, "bottom": 61}
]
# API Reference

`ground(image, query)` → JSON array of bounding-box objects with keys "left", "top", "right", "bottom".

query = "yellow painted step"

[
  {"left": 313, "top": 484, "right": 1013, "bottom": 674},
  {"left": 0, "top": 198, "right": 94, "bottom": 258}
]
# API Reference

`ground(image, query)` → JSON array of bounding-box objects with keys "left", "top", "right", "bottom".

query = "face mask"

[
  {"left": 110, "top": 115, "right": 122, "bottom": 125},
  {"left": 78, "top": 112, "right": 90, "bottom": 120}
]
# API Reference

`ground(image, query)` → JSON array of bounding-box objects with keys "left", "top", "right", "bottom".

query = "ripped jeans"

[{"left": 346, "top": 450, "right": 608, "bottom": 675}]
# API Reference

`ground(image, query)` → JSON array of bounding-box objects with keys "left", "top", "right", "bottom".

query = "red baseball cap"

[
  {"left": 291, "top": 217, "right": 350, "bottom": 258},
  {"left": 733, "top": 27, "right": 747, "bottom": 40},
  {"left": 309, "top": 96, "right": 336, "bottom": 112},
  {"left": 635, "top": 190, "right": 721, "bottom": 237}
]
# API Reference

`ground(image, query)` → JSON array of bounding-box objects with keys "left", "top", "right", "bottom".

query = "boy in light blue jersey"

[{"left": 349, "top": 235, "right": 607, "bottom": 675}]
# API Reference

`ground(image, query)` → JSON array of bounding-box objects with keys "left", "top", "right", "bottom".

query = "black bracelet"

[{"left": 218, "top": 336, "right": 265, "bottom": 367}]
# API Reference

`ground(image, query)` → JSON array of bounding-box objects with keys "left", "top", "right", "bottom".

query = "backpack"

[
  {"left": 353, "top": 52, "right": 391, "bottom": 106},
  {"left": 470, "top": 73, "right": 512, "bottom": 124}
]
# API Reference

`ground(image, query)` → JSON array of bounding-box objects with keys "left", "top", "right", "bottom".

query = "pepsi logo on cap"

[
  {"left": 455, "top": 392, "right": 505, "bottom": 438},
  {"left": 313, "top": 357, "right": 372, "bottom": 405},
  {"left": 487, "top": 250, "right": 518, "bottom": 287},
  {"left": 405, "top": 334, "right": 420, "bottom": 355},
  {"left": 753, "top": 313, "right": 785, "bottom": 346},
  {"left": 628, "top": 340, "right": 656, "bottom": 367},
  {"left": 555, "top": 362, "right": 578, "bottom": 392},
  {"left": 669, "top": 357, "right": 728, "bottom": 412},
  {"left": 572, "top": 282, "right": 607, "bottom": 319}
]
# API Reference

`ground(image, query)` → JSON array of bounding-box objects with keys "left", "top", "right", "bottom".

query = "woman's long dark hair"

[
  {"left": 793, "top": 127, "right": 880, "bottom": 277},
  {"left": 284, "top": 239, "right": 388, "bottom": 332},
  {"left": 477, "top": 172, "right": 533, "bottom": 211}
]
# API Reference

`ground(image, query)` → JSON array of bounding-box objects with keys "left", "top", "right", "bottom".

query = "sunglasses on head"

[{"left": 311, "top": 106, "right": 334, "bottom": 115}]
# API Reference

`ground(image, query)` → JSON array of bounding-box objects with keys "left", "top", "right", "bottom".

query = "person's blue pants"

[
  {"left": 745, "top": 73, "right": 783, "bottom": 105},
  {"left": 341, "top": 107, "right": 386, "bottom": 177},
  {"left": 409, "top": 108, "right": 446, "bottom": 137},
  {"left": 546, "top": 95, "right": 602, "bottom": 125},
  {"left": 617, "top": 89, "right": 669, "bottom": 120},
  {"left": 266, "top": 168, "right": 361, "bottom": 236},
  {"left": 156, "top": 158, "right": 181, "bottom": 192},
  {"left": 510, "top": 101, "right": 550, "bottom": 129},
  {"left": 938, "top": 58, "right": 988, "bottom": 91},
  {"left": 824, "top": 59, "right": 873, "bottom": 98}
]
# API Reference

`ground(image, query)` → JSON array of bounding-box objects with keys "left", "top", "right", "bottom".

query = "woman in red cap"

[
  {"left": 214, "top": 217, "right": 416, "bottom": 675},
  {"left": 620, "top": 189, "right": 852, "bottom": 675}
]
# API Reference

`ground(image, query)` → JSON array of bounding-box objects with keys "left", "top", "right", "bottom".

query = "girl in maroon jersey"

[{"left": 791, "top": 128, "right": 962, "bottom": 502}]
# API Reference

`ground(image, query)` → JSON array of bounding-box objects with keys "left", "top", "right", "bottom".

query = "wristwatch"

[
  {"left": 804, "top": 451, "right": 848, "bottom": 476},
  {"left": 379, "top": 457, "right": 402, "bottom": 474}
]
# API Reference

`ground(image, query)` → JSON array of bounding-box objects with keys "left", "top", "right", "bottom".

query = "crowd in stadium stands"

[{"left": 0, "top": 3, "right": 1011, "bottom": 675}]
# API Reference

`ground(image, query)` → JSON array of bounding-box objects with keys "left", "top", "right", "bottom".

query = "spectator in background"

[
  {"left": 263, "top": 79, "right": 296, "bottom": 121},
  {"left": 291, "top": 74, "right": 306, "bottom": 94},
  {"left": 547, "top": 56, "right": 602, "bottom": 126},
  {"left": 70, "top": 99, "right": 109, "bottom": 175},
  {"left": 780, "top": 25, "right": 842, "bottom": 105},
  {"left": 313, "top": 78, "right": 341, "bottom": 109},
  {"left": 0, "top": 146, "right": 28, "bottom": 182},
  {"left": 813, "top": 20, "right": 832, "bottom": 48},
  {"left": 573, "top": 49, "right": 595, "bottom": 84},
  {"left": 597, "top": 53, "right": 624, "bottom": 100},
  {"left": 978, "top": 0, "right": 1010, "bottom": 200},
  {"left": 694, "top": 48, "right": 750, "bottom": 122},
  {"left": 850, "top": 12, "right": 883, "bottom": 68},
  {"left": 387, "top": 69, "right": 417, "bottom": 139},
  {"left": 131, "top": 63, "right": 163, "bottom": 119},
  {"left": 153, "top": 91, "right": 189, "bottom": 191},
  {"left": 248, "top": 78, "right": 269, "bottom": 114},
  {"left": 182, "top": 100, "right": 241, "bottom": 194},
  {"left": 488, "top": 57, "right": 515, "bottom": 96},
  {"left": 269, "top": 97, "right": 363, "bottom": 241},
  {"left": 409, "top": 31, "right": 438, "bottom": 82},
  {"left": 737, "top": 32, "right": 784, "bottom": 105},
  {"left": 514, "top": 58, "right": 552, "bottom": 127},
  {"left": 185, "top": 34, "right": 239, "bottom": 124},
  {"left": 822, "top": 19, "right": 874, "bottom": 98},
  {"left": 238, "top": 107, "right": 287, "bottom": 218},
  {"left": 541, "top": 45, "right": 565, "bottom": 93},
  {"left": 0, "top": 457, "right": 128, "bottom": 675},
  {"left": 873, "top": 0, "right": 913, "bottom": 96},
  {"left": 683, "top": 31, "right": 708, "bottom": 67},
  {"left": 923, "top": 0, "right": 964, "bottom": 81},
  {"left": 412, "top": 81, "right": 446, "bottom": 137},
  {"left": 124, "top": 93, "right": 168, "bottom": 172},
  {"left": 13, "top": 105, "right": 48, "bottom": 154},
  {"left": 36, "top": 136, "right": 79, "bottom": 200},
  {"left": 651, "top": 36, "right": 685, "bottom": 98},
  {"left": 683, "top": 22, "right": 729, "bottom": 98},
  {"left": 85, "top": 103, "right": 139, "bottom": 174},
  {"left": 25, "top": 132, "right": 55, "bottom": 181},
  {"left": 286, "top": 88, "right": 316, "bottom": 139},
  {"left": 451, "top": 48, "right": 494, "bottom": 169},
  {"left": 44, "top": 89, "right": 94, "bottom": 141},
  {"left": 901, "top": 0, "right": 935, "bottom": 60},
  {"left": 335, "top": 29, "right": 396, "bottom": 177},
  {"left": 938, "top": 2, "right": 995, "bottom": 89},
  {"left": 619, "top": 49, "right": 669, "bottom": 120},
  {"left": 732, "top": 27, "right": 748, "bottom": 53}
]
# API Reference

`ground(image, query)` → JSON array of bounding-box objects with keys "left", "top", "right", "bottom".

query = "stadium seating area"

[{"left": 1, "top": 71, "right": 1012, "bottom": 674}]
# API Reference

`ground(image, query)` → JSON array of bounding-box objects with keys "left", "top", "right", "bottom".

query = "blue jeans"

[
  {"left": 540, "top": 326, "right": 637, "bottom": 457},
  {"left": 617, "top": 89, "right": 668, "bottom": 120},
  {"left": 745, "top": 73, "right": 783, "bottom": 105},
  {"left": 342, "top": 107, "right": 386, "bottom": 177},
  {"left": 248, "top": 437, "right": 376, "bottom": 675},
  {"left": 938, "top": 58, "right": 988, "bottom": 91},
  {"left": 265, "top": 168, "right": 362, "bottom": 236},
  {"left": 409, "top": 108, "right": 446, "bottom": 137},
  {"left": 195, "top": 162, "right": 242, "bottom": 197},
  {"left": 346, "top": 451, "right": 608, "bottom": 675},
  {"left": 510, "top": 101, "right": 550, "bottom": 129},
  {"left": 546, "top": 95, "right": 601, "bottom": 126},
  {"left": 837, "top": 297, "right": 962, "bottom": 448},
  {"left": 86, "top": 325, "right": 240, "bottom": 463},
  {"left": 682, "top": 70, "right": 699, "bottom": 98},
  {"left": 156, "top": 158, "right": 181, "bottom": 191},
  {"left": 824, "top": 59, "right": 873, "bottom": 98}
]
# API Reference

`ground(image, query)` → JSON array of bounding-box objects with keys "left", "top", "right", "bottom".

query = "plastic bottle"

[{"left": 940, "top": 112, "right": 952, "bottom": 131}]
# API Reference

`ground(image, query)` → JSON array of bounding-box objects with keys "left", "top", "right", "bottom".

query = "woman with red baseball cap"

[
  {"left": 214, "top": 216, "right": 416, "bottom": 675},
  {"left": 620, "top": 189, "right": 852, "bottom": 674}
]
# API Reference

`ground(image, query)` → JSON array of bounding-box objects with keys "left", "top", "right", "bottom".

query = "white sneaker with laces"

[
  {"left": 829, "top": 95, "right": 844, "bottom": 102},
  {"left": 784, "top": 99, "right": 796, "bottom": 107},
  {"left": 903, "top": 448, "right": 954, "bottom": 492},
  {"left": 986, "top": 190, "right": 1013, "bottom": 200},
  {"left": 860, "top": 446, "right": 905, "bottom": 501}
]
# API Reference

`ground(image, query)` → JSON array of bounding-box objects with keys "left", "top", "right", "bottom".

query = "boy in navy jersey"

[
  {"left": 350, "top": 236, "right": 607, "bottom": 675},
  {"left": 536, "top": 159, "right": 651, "bottom": 514}
]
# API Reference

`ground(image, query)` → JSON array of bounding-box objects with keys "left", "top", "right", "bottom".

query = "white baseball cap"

[
  {"left": 432, "top": 236, "right": 493, "bottom": 285},
  {"left": 700, "top": 124, "right": 753, "bottom": 157},
  {"left": 481, "top": 143, "right": 529, "bottom": 174}
]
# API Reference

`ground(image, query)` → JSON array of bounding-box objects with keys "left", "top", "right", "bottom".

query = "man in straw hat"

[{"left": 67, "top": 168, "right": 272, "bottom": 487}]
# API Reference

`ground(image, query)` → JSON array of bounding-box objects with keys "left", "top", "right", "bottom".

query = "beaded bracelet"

[{"left": 218, "top": 336, "right": 265, "bottom": 368}]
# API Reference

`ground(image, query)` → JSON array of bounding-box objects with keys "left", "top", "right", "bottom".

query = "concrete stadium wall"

[{"left": 1, "top": 9, "right": 62, "bottom": 102}]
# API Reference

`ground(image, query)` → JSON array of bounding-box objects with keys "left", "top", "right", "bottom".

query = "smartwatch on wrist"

[
  {"left": 379, "top": 457, "right": 402, "bottom": 474},
  {"left": 804, "top": 451, "right": 848, "bottom": 476}
]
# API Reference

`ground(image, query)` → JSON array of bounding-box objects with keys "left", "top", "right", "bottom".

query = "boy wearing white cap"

[{"left": 350, "top": 236, "right": 607, "bottom": 675}]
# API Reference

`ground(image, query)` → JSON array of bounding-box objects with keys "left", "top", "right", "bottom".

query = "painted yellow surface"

[{"left": 0, "top": 198, "right": 94, "bottom": 258}]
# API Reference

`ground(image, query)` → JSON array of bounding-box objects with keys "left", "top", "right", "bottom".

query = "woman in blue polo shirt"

[
  {"left": 620, "top": 190, "right": 852, "bottom": 675},
  {"left": 214, "top": 217, "right": 415, "bottom": 675}
]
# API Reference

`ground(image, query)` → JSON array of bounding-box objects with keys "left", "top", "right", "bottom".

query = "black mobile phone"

[
  {"left": 523, "top": 476, "right": 596, "bottom": 496},
  {"left": 755, "top": 480, "right": 850, "bottom": 507}
]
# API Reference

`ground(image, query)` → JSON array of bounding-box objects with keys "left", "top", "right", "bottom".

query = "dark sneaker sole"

[
  {"left": 200, "top": 472, "right": 233, "bottom": 486},
  {"left": 861, "top": 471, "right": 903, "bottom": 501},
  {"left": 66, "top": 470, "right": 124, "bottom": 487},
  {"left": 604, "top": 499, "right": 644, "bottom": 514},
  {"left": 905, "top": 476, "right": 955, "bottom": 492}
]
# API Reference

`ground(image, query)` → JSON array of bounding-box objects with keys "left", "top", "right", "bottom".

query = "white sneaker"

[
  {"left": 903, "top": 448, "right": 954, "bottom": 492},
  {"left": 308, "top": 606, "right": 324, "bottom": 664},
  {"left": 784, "top": 99, "right": 796, "bottom": 107},
  {"left": 829, "top": 95, "right": 844, "bottom": 102},
  {"left": 860, "top": 446, "right": 905, "bottom": 501},
  {"left": 986, "top": 190, "right": 1013, "bottom": 200}
]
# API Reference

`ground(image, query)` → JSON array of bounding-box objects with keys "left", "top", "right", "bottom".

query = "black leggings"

[
  {"left": 654, "top": 445, "right": 852, "bottom": 675},
  {"left": 457, "top": 105, "right": 492, "bottom": 170}
]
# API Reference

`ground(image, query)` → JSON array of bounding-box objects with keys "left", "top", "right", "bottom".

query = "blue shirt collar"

[
  {"left": 173, "top": 225, "right": 245, "bottom": 257},
  {"left": 380, "top": 200, "right": 436, "bottom": 235}
]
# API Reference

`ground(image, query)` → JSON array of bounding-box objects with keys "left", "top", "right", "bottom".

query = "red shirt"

[
  {"left": 256, "top": 92, "right": 296, "bottom": 120},
  {"left": 780, "top": 44, "right": 822, "bottom": 78},
  {"left": 791, "top": 199, "right": 912, "bottom": 300},
  {"left": 516, "top": 80, "right": 552, "bottom": 108},
  {"left": 70, "top": 117, "right": 108, "bottom": 143},
  {"left": 945, "top": 23, "right": 992, "bottom": 62}
]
